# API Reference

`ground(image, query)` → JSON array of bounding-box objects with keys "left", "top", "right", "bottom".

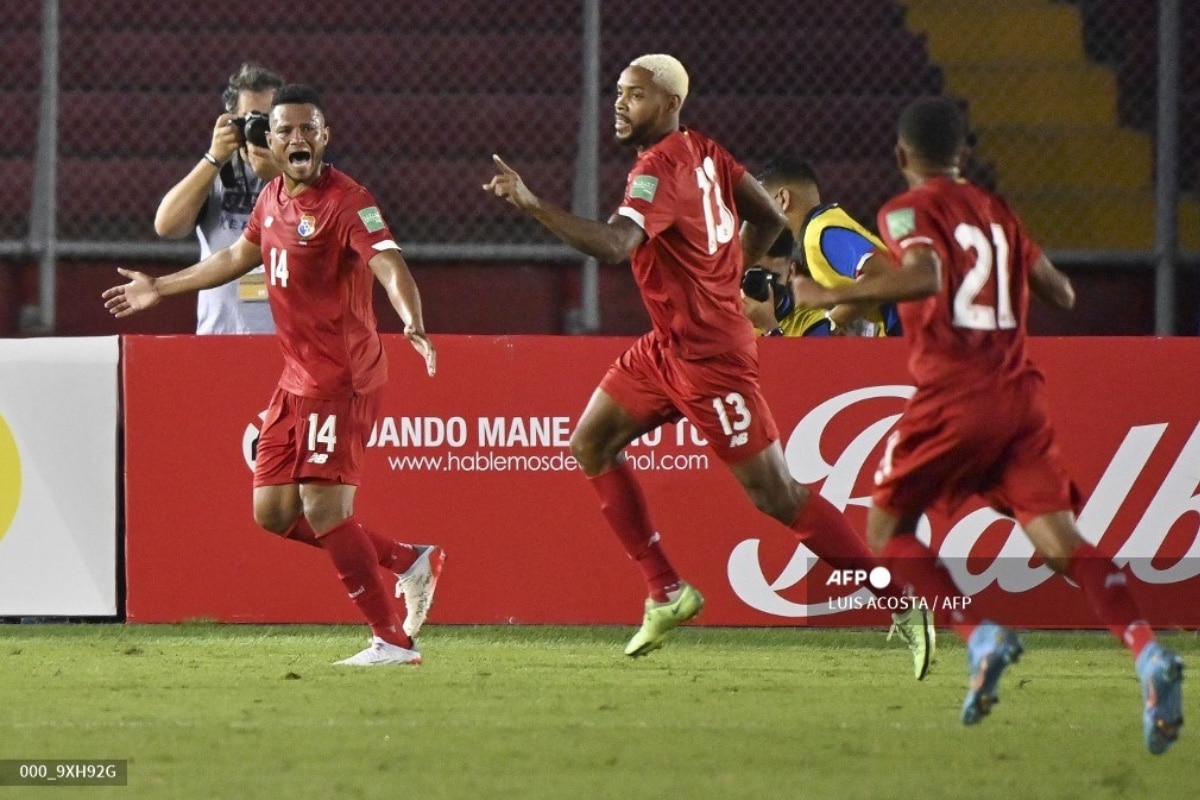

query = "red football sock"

[
  {"left": 318, "top": 517, "right": 412, "bottom": 649},
  {"left": 881, "top": 534, "right": 979, "bottom": 640},
  {"left": 1066, "top": 542, "right": 1155, "bottom": 658},
  {"left": 789, "top": 493, "right": 903, "bottom": 600},
  {"left": 288, "top": 517, "right": 418, "bottom": 574},
  {"left": 589, "top": 460, "right": 679, "bottom": 602},
  {"left": 362, "top": 525, "right": 420, "bottom": 574}
]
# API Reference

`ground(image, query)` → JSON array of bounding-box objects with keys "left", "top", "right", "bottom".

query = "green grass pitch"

[{"left": 1, "top": 624, "right": 1194, "bottom": 799}]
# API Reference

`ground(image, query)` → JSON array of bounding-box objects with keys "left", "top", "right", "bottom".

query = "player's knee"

[
  {"left": 254, "top": 505, "right": 294, "bottom": 536},
  {"left": 748, "top": 481, "right": 802, "bottom": 524},
  {"left": 570, "top": 428, "right": 612, "bottom": 475},
  {"left": 866, "top": 529, "right": 891, "bottom": 555}
]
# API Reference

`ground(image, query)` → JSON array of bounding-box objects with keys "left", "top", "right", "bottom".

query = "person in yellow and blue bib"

[{"left": 753, "top": 155, "right": 901, "bottom": 337}]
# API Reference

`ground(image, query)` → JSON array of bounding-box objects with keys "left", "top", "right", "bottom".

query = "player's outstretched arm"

[
  {"left": 735, "top": 173, "right": 788, "bottom": 268},
  {"left": 1029, "top": 253, "right": 1076, "bottom": 310},
  {"left": 795, "top": 244, "right": 940, "bottom": 310},
  {"left": 827, "top": 252, "right": 893, "bottom": 332},
  {"left": 101, "top": 235, "right": 262, "bottom": 318},
  {"left": 369, "top": 249, "right": 436, "bottom": 377},
  {"left": 482, "top": 154, "right": 644, "bottom": 263}
]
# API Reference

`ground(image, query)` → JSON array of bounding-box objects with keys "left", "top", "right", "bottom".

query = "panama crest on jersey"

[{"left": 297, "top": 214, "right": 317, "bottom": 238}]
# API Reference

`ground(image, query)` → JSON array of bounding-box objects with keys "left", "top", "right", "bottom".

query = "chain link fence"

[{"left": 0, "top": 0, "right": 1196, "bottom": 253}]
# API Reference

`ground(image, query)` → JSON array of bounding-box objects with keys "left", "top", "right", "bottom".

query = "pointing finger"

[{"left": 492, "top": 154, "right": 517, "bottom": 175}]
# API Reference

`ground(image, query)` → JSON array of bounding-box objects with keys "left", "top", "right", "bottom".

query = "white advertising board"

[{"left": 0, "top": 337, "right": 119, "bottom": 615}]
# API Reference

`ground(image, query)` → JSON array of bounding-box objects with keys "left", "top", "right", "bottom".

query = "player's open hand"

[
  {"left": 483, "top": 154, "right": 538, "bottom": 211},
  {"left": 405, "top": 326, "right": 437, "bottom": 377},
  {"left": 102, "top": 268, "right": 162, "bottom": 317}
]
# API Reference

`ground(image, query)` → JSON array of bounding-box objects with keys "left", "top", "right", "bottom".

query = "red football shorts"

[
  {"left": 253, "top": 386, "right": 382, "bottom": 487},
  {"left": 872, "top": 375, "right": 1081, "bottom": 524},
  {"left": 599, "top": 334, "right": 779, "bottom": 464}
]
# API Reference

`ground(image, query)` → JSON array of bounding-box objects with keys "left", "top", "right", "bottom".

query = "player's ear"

[
  {"left": 895, "top": 142, "right": 909, "bottom": 171},
  {"left": 776, "top": 187, "right": 792, "bottom": 213}
]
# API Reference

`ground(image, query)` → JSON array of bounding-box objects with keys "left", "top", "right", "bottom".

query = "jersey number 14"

[{"left": 269, "top": 247, "right": 289, "bottom": 288}]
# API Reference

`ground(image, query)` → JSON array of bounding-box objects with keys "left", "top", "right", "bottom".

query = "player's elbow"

[
  {"left": 1056, "top": 280, "right": 1076, "bottom": 310},
  {"left": 153, "top": 212, "right": 190, "bottom": 240}
]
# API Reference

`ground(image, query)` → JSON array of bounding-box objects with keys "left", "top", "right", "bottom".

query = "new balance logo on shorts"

[
  {"left": 729, "top": 433, "right": 748, "bottom": 447},
  {"left": 307, "top": 453, "right": 330, "bottom": 464}
]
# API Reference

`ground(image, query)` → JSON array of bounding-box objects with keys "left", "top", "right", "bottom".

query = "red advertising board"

[{"left": 122, "top": 335, "right": 1200, "bottom": 628}]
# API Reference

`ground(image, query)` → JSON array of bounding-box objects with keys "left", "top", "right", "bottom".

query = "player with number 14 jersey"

[{"left": 245, "top": 166, "right": 400, "bottom": 400}]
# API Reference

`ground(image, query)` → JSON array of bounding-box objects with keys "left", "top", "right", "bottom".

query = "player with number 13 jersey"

[{"left": 617, "top": 127, "right": 756, "bottom": 361}]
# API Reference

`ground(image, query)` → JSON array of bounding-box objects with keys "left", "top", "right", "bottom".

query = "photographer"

[
  {"left": 755, "top": 155, "right": 901, "bottom": 337},
  {"left": 741, "top": 227, "right": 833, "bottom": 337},
  {"left": 154, "top": 63, "right": 284, "bottom": 334}
]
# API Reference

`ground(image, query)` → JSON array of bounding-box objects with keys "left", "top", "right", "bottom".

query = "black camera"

[
  {"left": 742, "top": 267, "right": 794, "bottom": 321},
  {"left": 230, "top": 111, "right": 271, "bottom": 148}
]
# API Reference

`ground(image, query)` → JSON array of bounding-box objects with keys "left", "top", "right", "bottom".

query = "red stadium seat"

[
  {"left": 0, "top": 33, "right": 41, "bottom": 90},
  {"left": 679, "top": 94, "right": 914, "bottom": 162},
  {"left": 600, "top": 0, "right": 904, "bottom": 30},
  {"left": 59, "top": 0, "right": 580, "bottom": 33},
  {"left": 600, "top": 30, "right": 941, "bottom": 95},
  {"left": 59, "top": 31, "right": 582, "bottom": 94},
  {"left": 0, "top": 91, "right": 40, "bottom": 157},
  {"left": 0, "top": 158, "right": 34, "bottom": 218}
]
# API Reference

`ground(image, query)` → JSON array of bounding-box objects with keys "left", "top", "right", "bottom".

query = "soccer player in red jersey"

[
  {"left": 104, "top": 85, "right": 445, "bottom": 667},
  {"left": 484, "top": 54, "right": 933, "bottom": 672},
  {"left": 795, "top": 97, "right": 1184, "bottom": 752}
]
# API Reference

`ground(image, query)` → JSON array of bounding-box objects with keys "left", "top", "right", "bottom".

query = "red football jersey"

[
  {"left": 614, "top": 128, "right": 755, "bottom": 359},
  {"left": 244, "top": 166, "right": 399, "bottom": 399},
  {"left": 877, "top": 176, "right": 1045, "bottom": 396}
]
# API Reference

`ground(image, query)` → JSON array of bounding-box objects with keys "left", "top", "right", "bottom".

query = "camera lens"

[{"left": 244, "top": 114, "right": 270, "bottom": 148}]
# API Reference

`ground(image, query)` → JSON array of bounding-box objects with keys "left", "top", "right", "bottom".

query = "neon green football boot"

[
  {"left": 888, "top": 606, "right": 936, "bottom": 680},
  {"left": 624, "top": 582, "right": 705, "bottom": 658}
]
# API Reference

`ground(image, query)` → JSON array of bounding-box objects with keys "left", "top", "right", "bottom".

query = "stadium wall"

[{"left": 118, "top": 335, "right": 1200, "bottom": 629}]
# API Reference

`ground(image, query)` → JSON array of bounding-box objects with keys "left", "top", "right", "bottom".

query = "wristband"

[{"left": 202, "top": 152, "right": 222, "bottom": 168}]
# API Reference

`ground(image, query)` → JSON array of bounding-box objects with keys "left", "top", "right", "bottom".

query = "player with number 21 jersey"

[{"left": 878, "top": 176, "right": 1043, "bottom": 397}]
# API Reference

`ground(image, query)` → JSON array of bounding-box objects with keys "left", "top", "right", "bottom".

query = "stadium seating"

[
  {"left": 58, "top": 31, "right": 583, "bottom": 94},
  {"left": 0, "top": 2, "right": 945, "bottom": 246}
]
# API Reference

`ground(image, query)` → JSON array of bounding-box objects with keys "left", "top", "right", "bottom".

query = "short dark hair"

[
  {"left": 757, "top": 155, "right": 820, "bottom": 191},
  {"left": 898, "top": 97, "right": 967, "bottom": 167},
  {"left": 271, "top": 84, "right": 325, "bottom": 116},
  {"left": 222, "top": 63, "right": 284, "bottom": 113}
]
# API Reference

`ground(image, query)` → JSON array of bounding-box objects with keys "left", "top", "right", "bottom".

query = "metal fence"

[{"left": 1, "top": 0, "right": 1197, "bottom": 328}]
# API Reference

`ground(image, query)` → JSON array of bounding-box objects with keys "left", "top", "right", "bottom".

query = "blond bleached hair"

[{"left": 629, "top": 54, "right": 689, "bottom": 103}]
